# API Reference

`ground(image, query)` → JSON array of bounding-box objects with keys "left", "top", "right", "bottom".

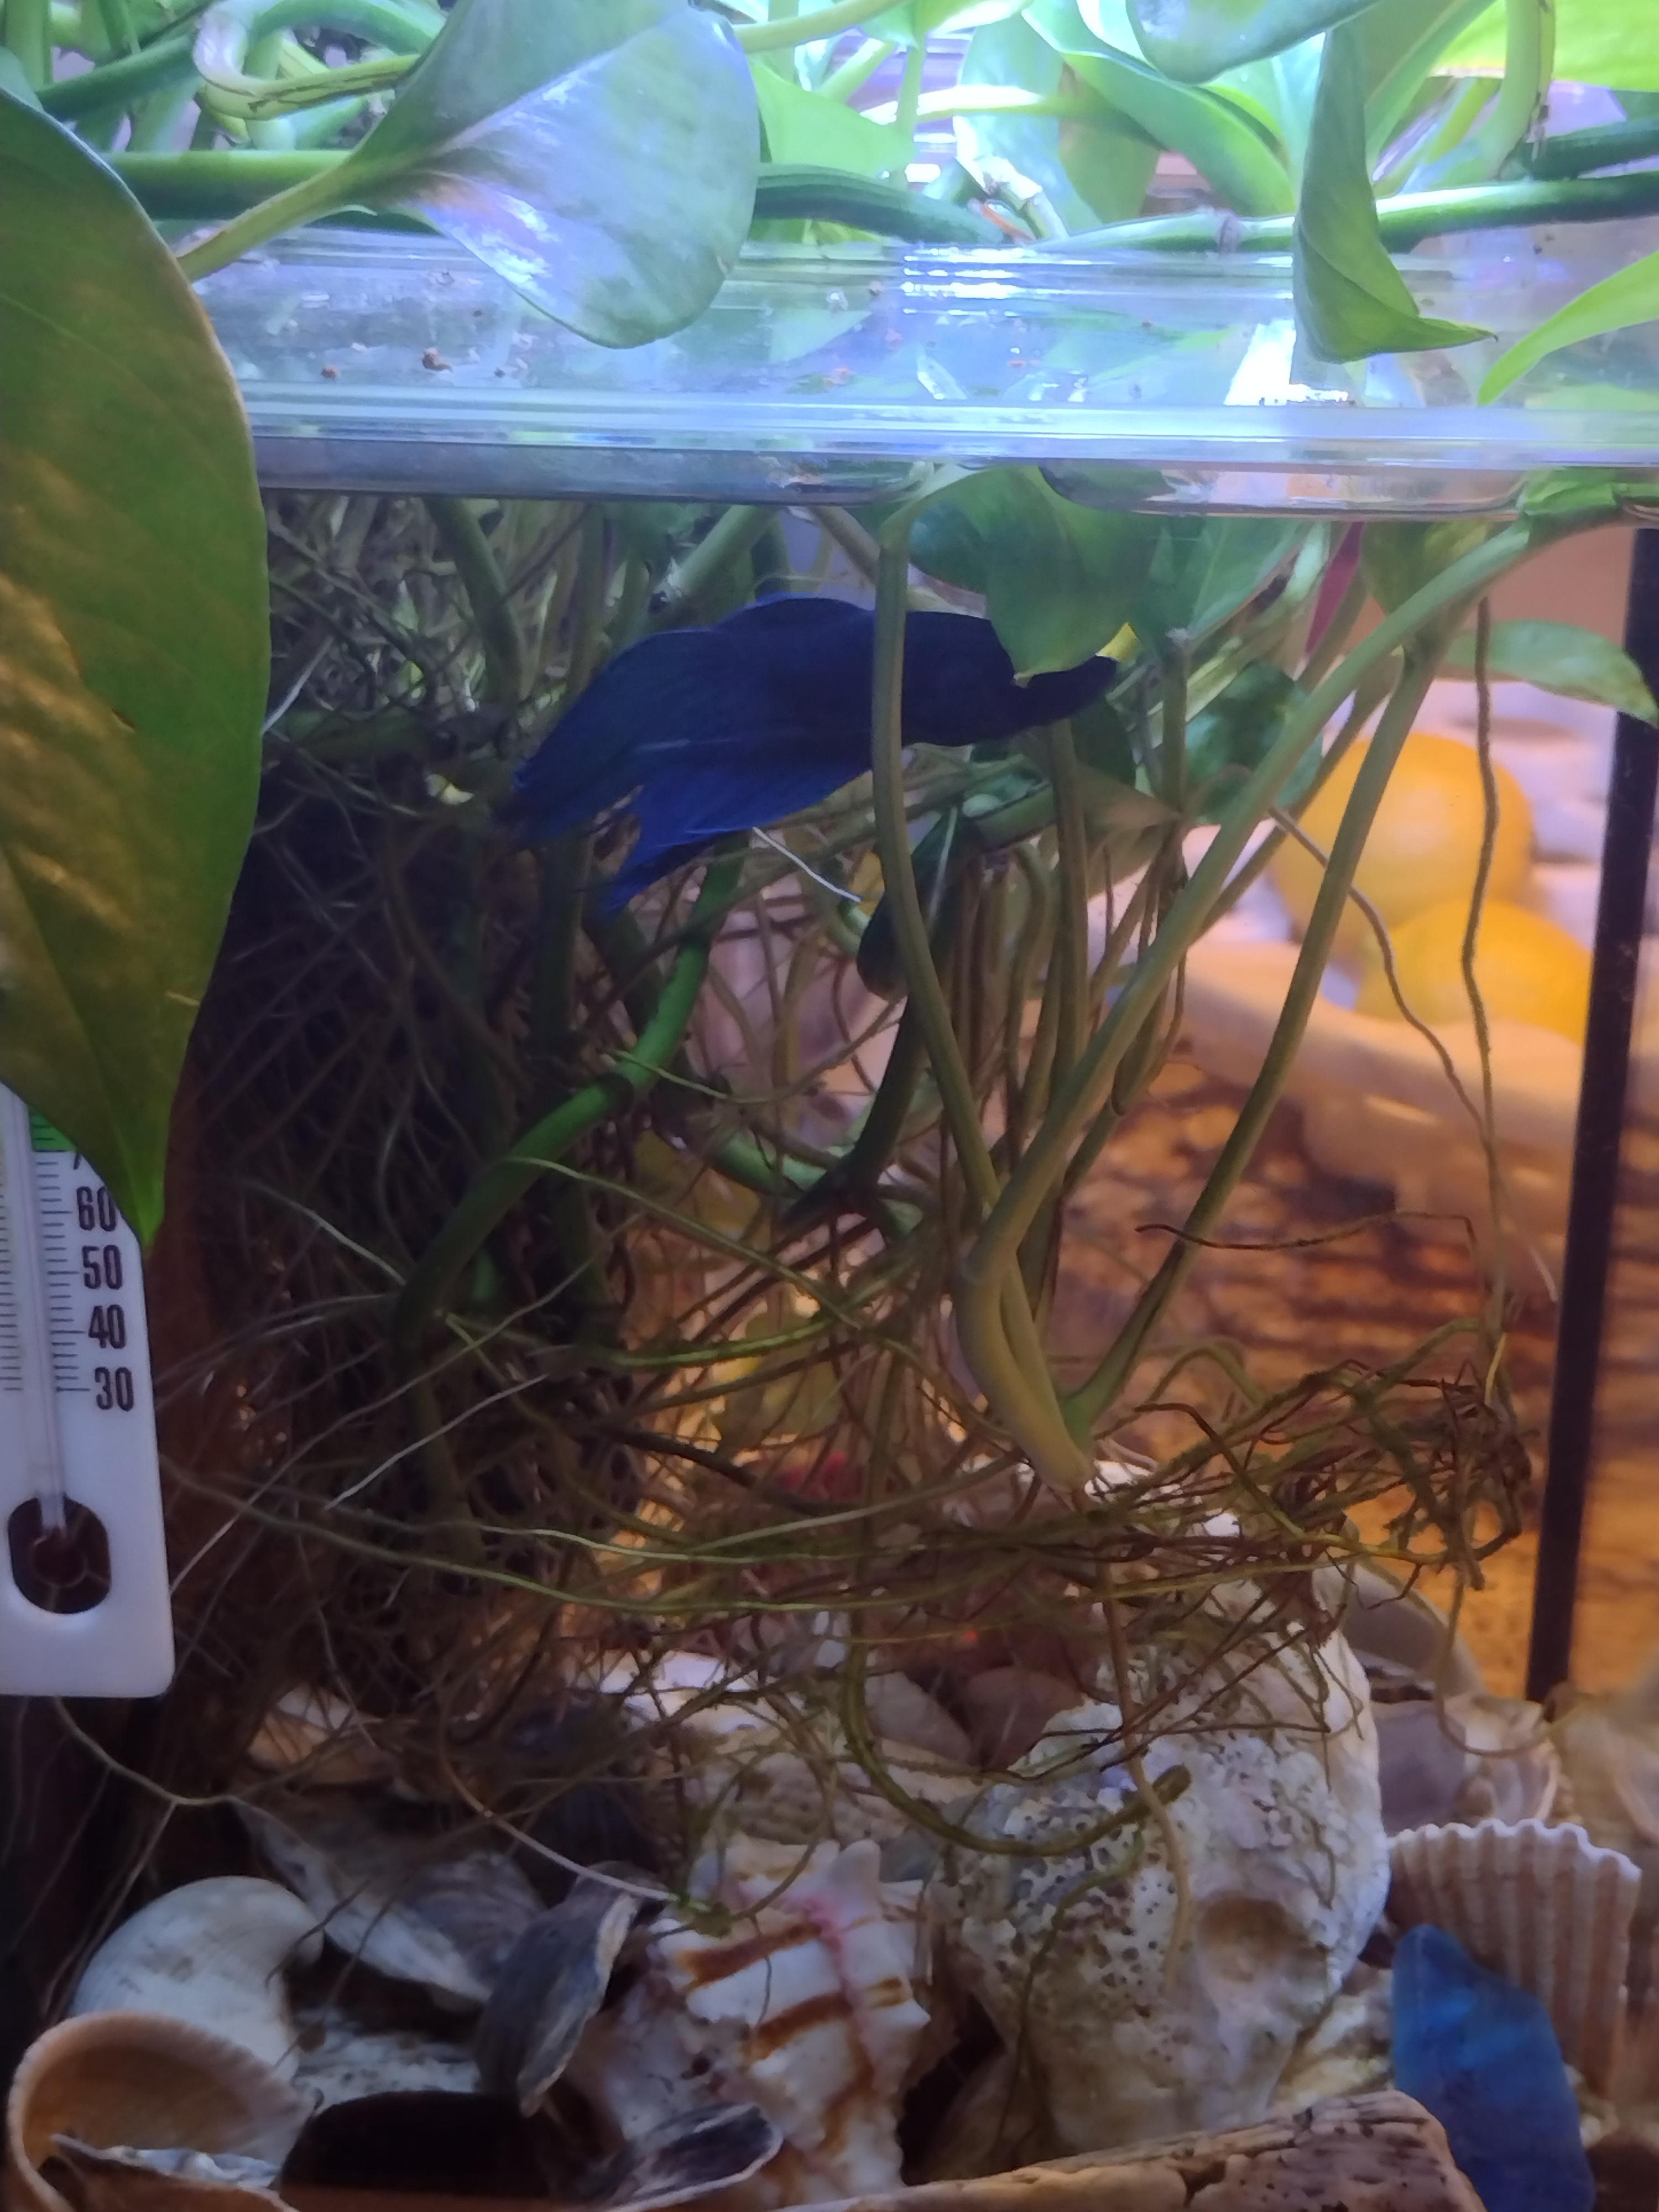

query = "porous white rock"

[{"left": 929, "top": 1631, "right": 1389, "bottom": 2153}]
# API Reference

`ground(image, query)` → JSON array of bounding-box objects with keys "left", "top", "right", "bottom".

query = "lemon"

[
  {"left": 1355, "top": 897, "right": 1590, "bottom": 1042},
  {"left": 1272, "top": 730, "right": 1533, "bottom": 967}
]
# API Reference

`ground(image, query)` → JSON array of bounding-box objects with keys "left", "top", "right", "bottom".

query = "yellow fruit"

[
  {"left": 1355, "top": 898, "right": 1590, "bottom": 1042},
  {"left": 1272, "top": 730, "right": 1533, "bottom": 967}
]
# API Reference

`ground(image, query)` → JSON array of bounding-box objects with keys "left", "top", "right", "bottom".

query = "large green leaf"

[
  {"left": 290, "top": 0, "right": 758, "bottom": 347},
  {"left": 1207, "top": 38, "right": 1324, "bottom": 185},
  {"left": 910, "top": 469, "right": 1141, "bottom": 675},
  {"left": 1293, "top": 23, "right": 1489, "bottom": 358},
  {"left": 1125, "top": 517, "right": 1306, "bottom": 645},
  {"left": 1480, "top": 245, "right": 1659, "bottom": 401},
  {"left": 1029, "top": 0, "right": 1295, "bottom": 213},
  {"left": 1186, "top": 662, "right": 1313, "bottom": 820},
  {"left": 870, "top": 0, "right": 1027, "bottom": 40},
  {"left": 0, "top": 96, "right": 266, "bottom": 1241},
  {"left": 957, "top": 14, "right": 1157, "bottom": 226},
  {"left": 1355, "top": 0, "right": 1493, "bottom": 152},
  {"left": 1128, "top": 0, "right": 1379, "bottom": 84},
  {"left": 1444, "top": 620, "right": 1658, "bottom": 721},
  {"left": 1441, "top": 0, "right": 1659, "bottom": 92},
  {"left": 1360, "top": 518, "right": 1491, "bottom": 609},
  {"left": 753, "top": 67, "right": 906, "bottom": 173}
]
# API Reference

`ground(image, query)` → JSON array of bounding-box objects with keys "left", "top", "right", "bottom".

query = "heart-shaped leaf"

[
  {"left": 754, "top": 67, "right": 907, "bottom": 174},
  {"left": 1206, "top": 39, "right": 1324, "bottom": 185},
  {"left": 870, "top": 0, "right": 1027, "bottom": 43},
  {"left": 1293, "top": 23, "right": 1489, "bottom": 359},
  {"left": 1361, "top": 519, "right": 1493, "bottom": 612},
  {"left": 310, "top": 0, "right": 758, "bottom": 347},
  {"left": 1186, "top": 662, "right": 1313, "bottom": 820},
  {"left": 1355, "top": 0, "right": 1493, "bottom": 154},
  {"left": 1444, "top": 621, "right": 1658, "bottom": 722},
  {"left": 1029, "top": 0, "right": 1294, "bottom": 213},
  {"left": 1125, "top": 517, "right": 1306, "bottom": 645},
  {"left": 0, "top": 96, "right": 267, "bottom": 1240},
  {"left": 1480, "top": 244, "right": 1659, "bottom": 402},
  {"left": 1129, "top": 0, "right": 1381, "bottom": 83},
  {"left": 957, "top": 14, "right": 1158, "bottom": 226},
  {"left": 1439, "top": 0, "right": 1659, "bottom": 93},
  {"left": 911, "top": 469, "right": 1142, "bottom": 675}
]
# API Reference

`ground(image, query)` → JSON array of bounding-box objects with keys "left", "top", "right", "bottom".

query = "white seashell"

[
  {"left": 1272, "top": 1964, "right": 1394, "bottom": 2112},
  {"left": 1444, "top": 1692, "right": 1560, "bottom": 1825},
  {"left": 246, "top": 1689, "right": 393, "bottom": 1787},
  {"left": 568, "top": 1836, "right": 931, "bottom": 2207},
  {"left": 241, "top": 1798, "right": 541, "bottom": 2009},
  {"left": 859, "top": 1673, "right": 971, "bottom": 1767},
  {"left": 1376, "top": 1692, "right": 1558, "bottom": 1834},
  {"left": 6, "top": 2012, "right": 312, "bottom": 2212},
  {"left": 931, "top": 1630, "right": 1390, "bottom": 2154},
  {"left": 286, "top": 2005, "right": 478, "bottom": 2108},
  {"left": 1339, "top": 1562, "right": 1484, "bottom": 1697},
  {"left": 69, "top": 1881, "right": 322, "bottom": 2078},
  {"left": 1389, "top": 1817, "right": 1640, "bottom": 2091},
  {"left": 1376, "top": 1699, "right": 1481, "bottom": 1834},
  {"left": 1551, "top": 1660, "right": 1659, "bottom": 1860}
]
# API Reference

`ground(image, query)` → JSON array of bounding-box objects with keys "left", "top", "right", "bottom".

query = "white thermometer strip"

[{"left": 0, "top": 1086, "right": 174, "bottom": 1694}]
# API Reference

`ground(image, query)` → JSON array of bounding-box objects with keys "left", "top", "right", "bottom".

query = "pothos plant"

[{"left": 1, "top": 0, "right": 1656, "bottom": 1740}]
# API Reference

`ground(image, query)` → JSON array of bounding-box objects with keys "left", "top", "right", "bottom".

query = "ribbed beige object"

[{"left": 1390, "top": 1818, "right": 1641, "bottom": 2092}]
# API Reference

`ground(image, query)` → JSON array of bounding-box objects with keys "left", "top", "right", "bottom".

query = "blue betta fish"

[
  {"left": 504, "top": 594, "right": 1115, "bottom": 910},
  {"left": 1391, "top": 1923, "right": 1594, "bottom": 2212}
]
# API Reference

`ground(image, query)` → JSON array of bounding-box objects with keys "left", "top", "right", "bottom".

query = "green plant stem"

[
  {"left": 1157, "top": 636, "right": 1190, "bottom": 816},
  {"left": 1379, "top": 77, "right": 1492, "bottom": 197},
  {"left": 893, "top": 36, "right": 924, "bottom": 148},
  {"left": 738, "top": 0, "right": 900, "bottom": 53},
  {"left": 650, "top": 506, "right": 774, "bottom": 632},
  {"left": 1527, "top": 113, "right": 1659, "bottom": 181},
  {"left": 1065, "top": 165, "right": 1659, "bottom": 252},
  {"left": 1064, "top": 644, "right": 1445, "bottom": 1433},
  {"left": 820, "top": 34, "right": 894, "bottom": 101},
  {"left": 1047, "top": 722, "right": 1090, "bottom": 1087},
  {"left": 567, "top": 507, "right": 611, "bottom": 698},
  {"left": 93, "top": 0, "right": 135, "bottom": 54},
  {"left": 955, "top": 517, "right": 1562, "bottom": 1452},
  {"left": 41, "top": 25, "right": 192, "bottom": 114},
  {"left": 4, "top": 0, "right": 51, "bottom": 84},
  {"left": 174, "top": 156, "right": 359, "bottom": 280},
  {"left": 127, "top": 75, "right": 200, "bottom": 149},
  {"left": 426, "top": 498, "right": 525, "bottom": 708},
  {"left": 913, "top": 86, "right": 1102, "bottom": 122},
  {"left": 114, "top": 153, "right": 1003, "bottom": 244},
  {"left": 528, "top": 832, "right": 592, "bottom": 1075},
  {"left": 870, "top": 524, "right": 1092, "bottom": 1491},
  {"left": 1463, "top": 598, "right": 1506, "bottom": 1336},
  {"left": 390, "top": 855, "right": 743, "bottom": 1366},
  {"left": 1468, "top": 0, "right": 1555, "bottom": 181},
  {"left": 791, "top": 998, "right": 932, "bottom": 1225}
]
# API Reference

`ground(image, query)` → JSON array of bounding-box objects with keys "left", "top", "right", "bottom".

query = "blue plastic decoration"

[
  {"left": 505, "top": 596, "right": 1116, "bottom": 909},
  {"left": 1391, "top": 1922, "right": 1594, "bottom": 2212}
]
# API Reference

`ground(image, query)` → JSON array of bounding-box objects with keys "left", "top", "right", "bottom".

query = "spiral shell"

[
  {"left": 6, "top": 2012, "right": 312, "bottom": 2212},
  {"left": 1390, "top": 1818, "right": 1640, "bottom": 2091},
  {"left": 69, "top": 1881, "right": 321, "bottom": 2078}
]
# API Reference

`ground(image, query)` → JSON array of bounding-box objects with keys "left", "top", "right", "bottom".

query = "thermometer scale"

[{"left": 0, "top": 1084, "right": 173, "bottom": 1694}]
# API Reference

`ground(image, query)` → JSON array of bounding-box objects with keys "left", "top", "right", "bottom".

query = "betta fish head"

[
  {"left": 1019, "top": 653, "right": 1119, "bottom": 727},
  {"left": 900, "top": 612, "right": 1118, "bottom": 749}
]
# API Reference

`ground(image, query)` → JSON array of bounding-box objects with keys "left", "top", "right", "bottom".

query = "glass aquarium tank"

[{"left": 6, "top": 3, "right": 1659, "bottom": 2209}]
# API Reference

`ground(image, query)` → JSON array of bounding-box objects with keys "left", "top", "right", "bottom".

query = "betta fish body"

[{"left": 505, "top": 595, "right": 1114, "bottom": 910}]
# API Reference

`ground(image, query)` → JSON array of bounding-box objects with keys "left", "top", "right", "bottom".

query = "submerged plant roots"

[{"left": 47, "top": 493, "right": 1531, "bottom": 1989}]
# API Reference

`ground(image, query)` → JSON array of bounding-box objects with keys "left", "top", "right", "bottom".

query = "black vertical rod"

[{"left": 1526, "top": 528, "right": 1659, "bottom": 1703}]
